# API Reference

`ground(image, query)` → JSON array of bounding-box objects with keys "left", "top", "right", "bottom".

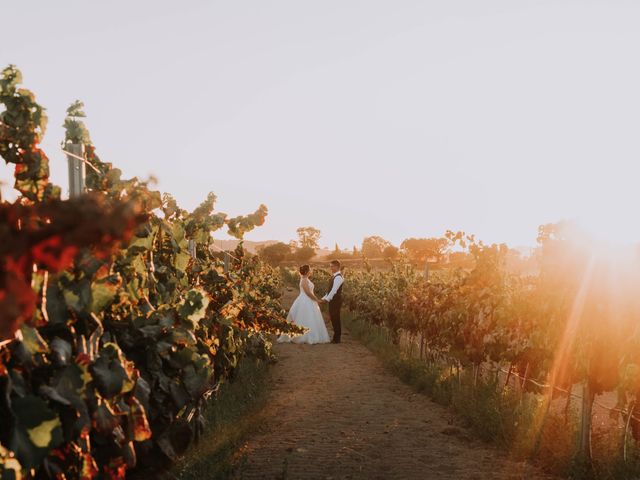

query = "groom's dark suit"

[{"left": 324, "top": 272, "right": 344, "bottom": 343}]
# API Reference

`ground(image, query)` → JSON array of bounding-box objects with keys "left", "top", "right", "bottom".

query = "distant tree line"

[
  {"left": 257, "top": 227, "right": 322, "bottom": 265},
  {"left": 257, "top": 227, "right": 483, "bottom": 267}
]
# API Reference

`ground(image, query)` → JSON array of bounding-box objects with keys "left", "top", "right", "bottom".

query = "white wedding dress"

[{"left": 278, "top": 278, "right": 330, "bottom": 344}]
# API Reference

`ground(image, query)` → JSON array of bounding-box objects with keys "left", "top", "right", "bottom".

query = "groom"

[{"left": 320, "top": 260, "right": 344, "bottom": 344}]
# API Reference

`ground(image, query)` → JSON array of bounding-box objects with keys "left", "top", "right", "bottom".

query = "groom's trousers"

[{"left": 329, "top": 301, "right": 341, "bottom": 342}]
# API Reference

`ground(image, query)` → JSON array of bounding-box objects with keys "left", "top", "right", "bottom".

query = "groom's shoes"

[{"left": 331, "top": 339, "right": 341, "bottom": 344}]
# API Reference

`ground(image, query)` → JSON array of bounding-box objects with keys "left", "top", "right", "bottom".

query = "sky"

[{"left": 2, "top": 1, "right": 640, "bottom": 249}]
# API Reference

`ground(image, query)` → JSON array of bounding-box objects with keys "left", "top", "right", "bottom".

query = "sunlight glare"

[{"left": 577, "top": 214, "right": 640, "bottom": 248}]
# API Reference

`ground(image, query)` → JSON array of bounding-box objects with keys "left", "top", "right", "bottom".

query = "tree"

[
  {"left": 291, "top": 245, "right": 316, "bottom": 263},
  {"left": 258, "top": 242, "right": 292, "bottom": 265},
  {"left": 296, "top": 226, "right": 321, "bottom": 249},
  {"left": 361, "top": 236, "right": 393, "bottom": 258},
  {"left": 400, "top": 237, "right": 449, "bottom": 264},
  {"left": 325, "top": 243, "right": 352, "bottom": 260},
  {"left": 448, "top": 251, "right": 474, "bottom": 269},
  {"left": 382, "top": 245, "right": 399, "bottom": 260}
]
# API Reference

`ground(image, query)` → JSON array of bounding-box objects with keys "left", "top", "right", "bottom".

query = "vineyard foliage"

[
  {"left": 0, "top": 65, "right": 302, "bottom": 479},
  {"left": 346, "top": 228, "right": 640, "bottom": 460}
]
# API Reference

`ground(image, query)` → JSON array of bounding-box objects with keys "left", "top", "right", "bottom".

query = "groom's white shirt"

[{"left": 322, "top": 271, "right": 344, "bottom": 302}]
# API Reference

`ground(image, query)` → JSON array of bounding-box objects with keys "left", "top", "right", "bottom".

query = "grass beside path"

[
  {"left": 343, "top": 313, "right": 538, "bottom": 444},
  {"left": 172, "top": 356, "right": 270, "bottom": 480},
  {"left": 343, "top": 313, "right": 567, "bottom": 477},
  {"left": 344, "top": 312, "right": 640, "bottom": 480}
]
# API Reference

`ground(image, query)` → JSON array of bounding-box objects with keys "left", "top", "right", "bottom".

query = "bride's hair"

[{"left": 299, "top": 264, "right": 310, "bottom": 276}]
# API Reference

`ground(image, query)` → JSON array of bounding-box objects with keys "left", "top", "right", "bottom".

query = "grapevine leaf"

[
  {"left": 9, "top": 395, "right": 63, "bottom": 469},
  {"left": 50, "top": 337, "right": 72, "bottom": 365},
  {"left": 91, "top": 276, "right": 120, "bottom": 313},
  {"left": 91, "top": 344, "right": 130, "bottom": 398}
]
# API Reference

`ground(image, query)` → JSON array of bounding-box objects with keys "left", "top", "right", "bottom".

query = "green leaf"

[
  {"left": 19, "top": 325, "right": 49, "bottom": 356},
  {"left": 94, "top": 401, "right": 119, "bottom": 434},
  {"left": 182, "top": 361, "right": 212, "bottom": 397},
  {"left": 129, "top": 228, "right": 154, "bottom": 251},
  {"left": 27, "top": 418, "right": 61, "bottom": 448},
  {"left": 50, "top": 337, "right": 72, "bottom": 365},
  {"left": 45, "top": 281, "right": 67, "bottom": 325},
  {"left": 131, "top": 255, "right": 147, "bottom": 275},
  {"left": 174, "top": 252, "right": 190, "bottom": 273},
  {"left": 91, "top": 343, "right": 130, "bottom": 398},
  {"left": 62, "top": 279, "right": 91, "bottom": 313},
  {"left": 178, "top": 289, "right": 209, "bottom": 326},
  {"left": 91, "top": 276, "right": 120, "bottom": 313},
  {"left": 172, "top": 223, "right": 186, "bottom": 244},
  {"left": 10, "top": 395, "right": 63, "bottom": 470}
]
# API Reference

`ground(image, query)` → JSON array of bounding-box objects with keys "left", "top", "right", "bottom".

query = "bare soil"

[{"left": 228, "top": 289, "right": 557, "bottom": 479}]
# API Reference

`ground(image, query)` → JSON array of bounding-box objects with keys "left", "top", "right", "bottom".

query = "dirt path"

[{"left": 231, "top": 291, "right": 555, "bottom": 479}]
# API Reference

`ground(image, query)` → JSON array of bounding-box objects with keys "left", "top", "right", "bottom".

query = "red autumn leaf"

[
  {"left": 31, "top": 235, "right": 78, "bottom": 272},
  {"left": 103, "top": 458, "right": 127, "bottom": 480},
  {"left": 5, "top": 255, "right": 30, "bottom": 279},
  {"left": 0, "top": 272, "right": 36, "bottom": 342},
  {"left": 75, "top": 352, "right": 92, "bottom": 367}
]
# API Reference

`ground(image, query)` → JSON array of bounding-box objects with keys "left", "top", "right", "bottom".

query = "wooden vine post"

[
  {"left": 623, "top": 402, "right": 636, "bottom": 463},
  {"left": 188, "top": 239, "right": 197, "bottom": 258},
  {"left": 578, "top": 380, "right": 595, "bottom": 468},
  {"left": 66, "top": 143, "right": 86, "bottom": 197}
]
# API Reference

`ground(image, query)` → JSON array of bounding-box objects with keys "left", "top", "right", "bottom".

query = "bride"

[{"left": 278, "top": 264, "right": 330, "bottom": 344}]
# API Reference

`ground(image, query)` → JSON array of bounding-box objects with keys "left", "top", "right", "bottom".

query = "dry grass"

[{"left": 172, "top": 357, "right": 270, "bottom": 480}]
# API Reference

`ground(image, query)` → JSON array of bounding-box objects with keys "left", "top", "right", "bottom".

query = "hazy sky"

[{"left": 2, "top": 1, "right": 640, "bottom": 248}]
